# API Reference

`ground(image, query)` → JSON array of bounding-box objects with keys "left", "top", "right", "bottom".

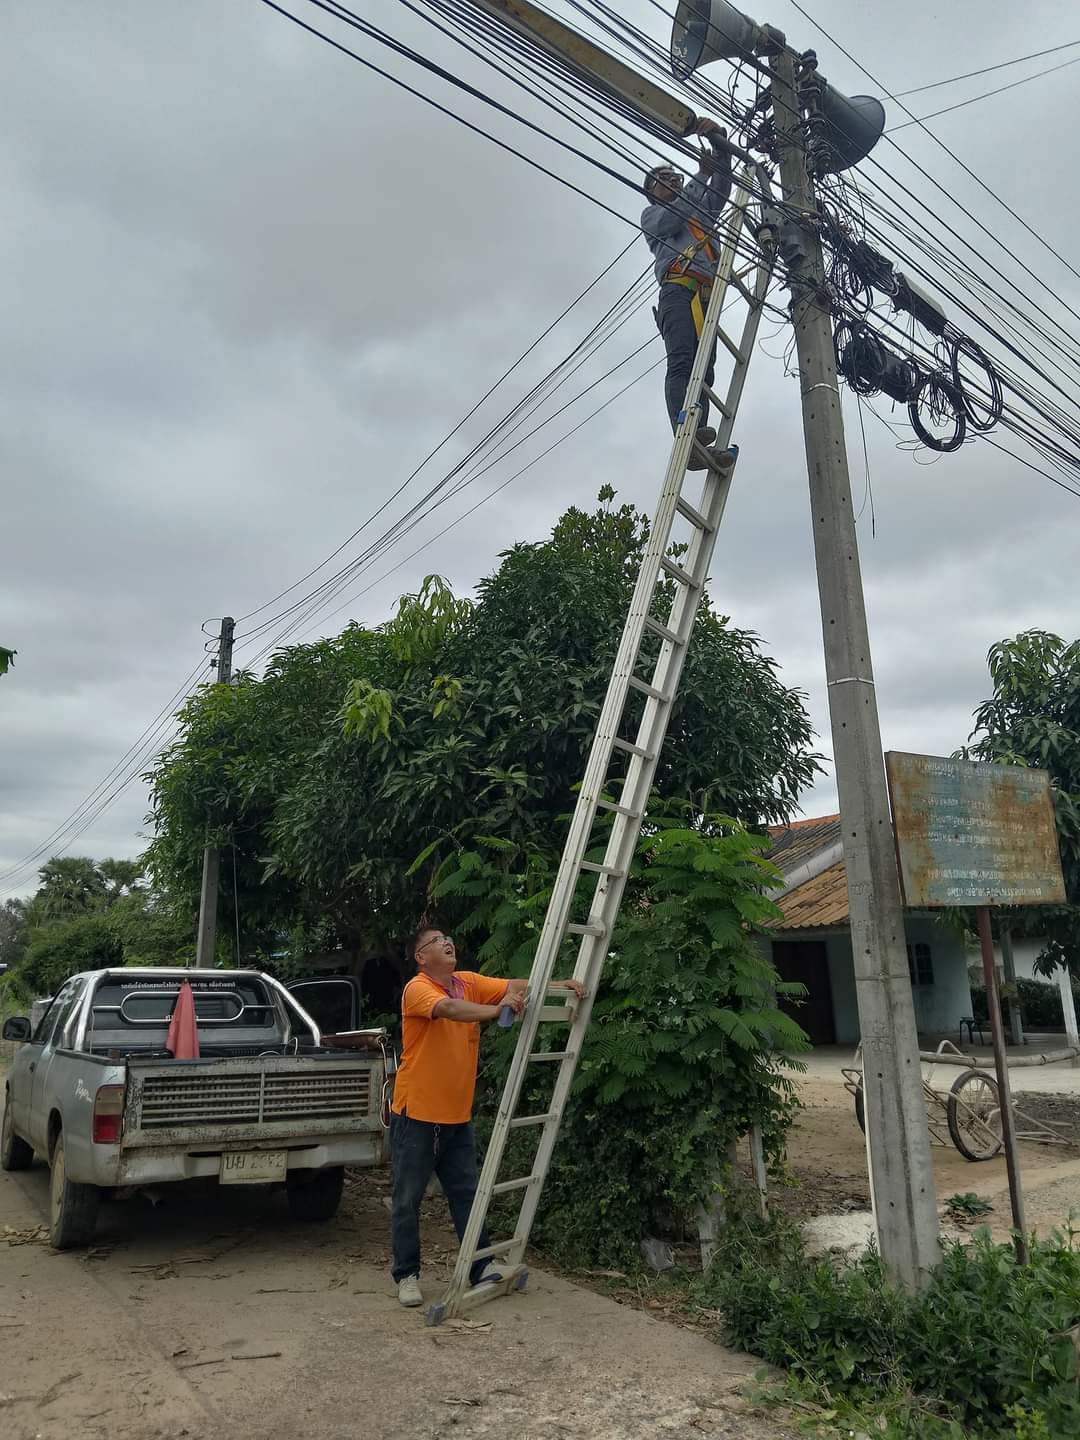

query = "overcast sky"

[{"left": 3, "top": 0, "right": 1079, "bottom": 899}]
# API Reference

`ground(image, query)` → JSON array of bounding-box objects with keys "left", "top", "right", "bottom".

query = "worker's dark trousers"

[
  {"left": 656, "top": 282, "right": 717, "bottom": 435},
  {"left": 390, "top": 1111, "right": 493, "bottom": 1285}
]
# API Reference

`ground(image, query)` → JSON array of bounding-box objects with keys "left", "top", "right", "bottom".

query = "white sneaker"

[
  {"left": 473, "top": 1262, "right": 503, "bottom": 1285},
  {"left": 397, "top": 1274, "right": 423, "bottom": 1307}
]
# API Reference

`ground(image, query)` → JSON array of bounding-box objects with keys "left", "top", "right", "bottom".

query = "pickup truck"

[{"left": 1, "top": 967, "right": 389, "bottom": 1249}]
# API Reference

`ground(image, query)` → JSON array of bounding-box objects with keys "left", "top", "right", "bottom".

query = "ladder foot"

[
  {"left": 514, "top": 1269, "right": 529, "bottom": 1293},
  {"left": 425, "top": 1300, "right": 447, "bottom": 1327}
]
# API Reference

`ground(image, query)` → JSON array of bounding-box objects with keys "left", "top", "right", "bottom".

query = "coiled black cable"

[{"left": 908, "top": 371, "right": 967, "bottom": 452}]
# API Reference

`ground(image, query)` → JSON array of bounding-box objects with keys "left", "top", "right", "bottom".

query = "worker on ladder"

[{"left": 641, "top": 119, "right": 734, "bottom": 468}]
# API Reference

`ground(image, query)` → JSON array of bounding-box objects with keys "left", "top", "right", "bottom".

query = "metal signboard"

[{"left": 884, "top": 752, "right": 1066, "bottom": 909}]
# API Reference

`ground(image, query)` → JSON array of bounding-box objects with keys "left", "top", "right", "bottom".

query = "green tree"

[
  {"left": 19, "top": 913, "right": 122, "bottom": 995},
  {"left": 3, "top": 857, "right": 189, "bottom": 996},
  {"left": 30, "top": 856, "right": 109, "bottom": 922},
  {"left": 145, "top": 495, "right": 821, "bottom": 973},
  {"left": 966, "top": 630, "right": 1080, "bottom": 976},
  {"left": 0, "top": 898, "right": 28, "bottom": 971},
  {"left": 0, "top": 646, "right": 14, "bottom": 676},
  {"left": 429, "top": 813, "right": 808, "bottom": 1264}
]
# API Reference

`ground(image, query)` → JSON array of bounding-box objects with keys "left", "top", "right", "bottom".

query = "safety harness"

[{"left": 663, "top": 217, "right": 719, "bottom": 337}]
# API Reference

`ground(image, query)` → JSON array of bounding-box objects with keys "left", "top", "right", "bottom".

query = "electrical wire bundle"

[{"left": 821, "top": 206, "right": 1005, "bottom": 451}]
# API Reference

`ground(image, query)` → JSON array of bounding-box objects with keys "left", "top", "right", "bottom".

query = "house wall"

[
  {"left": 905, "top": 916, "right": 973, "bottom": 1037},
  {"left": 972, "top": 935, "right": 1047, "bottom": 982},
  {"left": 767, "top": 916, "right": 973, "bottom": 1047}
]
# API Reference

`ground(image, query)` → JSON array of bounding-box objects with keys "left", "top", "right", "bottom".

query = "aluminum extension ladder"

[{"left": 427, "top": 164, "right": 776, "bottom": 1325}]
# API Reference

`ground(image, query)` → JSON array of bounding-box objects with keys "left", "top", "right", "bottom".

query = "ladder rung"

[
  {"left": 472, "top": 1239, "right": 518, "bottom": 1262},
  {"left": 580, "top": 860, "right": 624, "bottom": 876},
  {"left": 567, "top": 921, "right": 605, "bottom": 937},
  {"left": 538, "top": 1004, "right": 574, "bottom": 1022},
  {"left": 674, "top": 495, "right": 713, "bottom": 532},
  {"left": 596, "top": 798, "right": 637, "bottom": 819},
  {"left": 660, "top": 555, "right": 699, "bottom": 588},
  {"left": 612, "top": 736, "right": 654, "bottom": 760},
  {"left": 528, "top": 1050, "right": 572, "bottom": 1063},
  {"left": 627, "top": 675, "right": 670, "bottom": 702},
  {"left": 717, "top": 326, "right": 748, "bottom": 363},
  {"left": 643, "top": 615, "right": 684, "bottom": 646},
  {"left": 492, "top": 1176, "right": 535, "bottom": 1196},
  {"left": 509, "top": 1111, "right": 556, "bottom": 1129},
  {"left": 701, "top": 384, "right": 732, "bottom": 418}
]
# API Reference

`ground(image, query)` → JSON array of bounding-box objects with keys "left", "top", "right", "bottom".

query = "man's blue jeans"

[
  {"left": 656, "top": 281, "right": 717, "bottom": 434},
  {"left": 390, "top": 1112, "right": 493, "bottom": 1285}
]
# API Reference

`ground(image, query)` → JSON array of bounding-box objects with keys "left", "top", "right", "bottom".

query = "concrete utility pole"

[
  {"left": 771, "top": 52, "right": 940, "bottom": 1288},
  {"left": 195, "top": 616, "right": 235, "bottom": 969}
]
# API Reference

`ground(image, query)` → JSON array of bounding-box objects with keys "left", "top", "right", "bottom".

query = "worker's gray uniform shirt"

[{"left": 640, "top": 169, "right": 733, "bottom": 287}]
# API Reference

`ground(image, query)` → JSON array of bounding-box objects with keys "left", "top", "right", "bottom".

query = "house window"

[{"left": 907, "top": 942, "right": 934, "bottom": 987}]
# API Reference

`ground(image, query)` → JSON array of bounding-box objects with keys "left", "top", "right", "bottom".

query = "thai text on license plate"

[{"left": 220, "top": 1149, "right": 287, "bottom": 1184}]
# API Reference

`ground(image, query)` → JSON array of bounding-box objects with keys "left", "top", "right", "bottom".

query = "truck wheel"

[
  {"left": 49, "top": 1131, "right": 100, "bottom": 1249},
  {"left": 1, "top": 1099, "right": 33, "bottom": 1171},
  {"left": 286, "top": 1166, "right": 345, "bottom": 1222}
]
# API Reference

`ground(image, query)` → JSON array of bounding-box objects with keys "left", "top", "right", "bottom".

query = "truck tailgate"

[{"left": 122, "top": 1053, "right": 383, "bottom": 1148}]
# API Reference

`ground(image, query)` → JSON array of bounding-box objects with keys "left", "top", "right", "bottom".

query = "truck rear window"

[{"left": 88, "top": 977, "right": 277, "bottom": 1050}]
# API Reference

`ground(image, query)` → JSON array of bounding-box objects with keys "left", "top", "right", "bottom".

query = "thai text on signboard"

[{"left": 884, "top": 752, "right": 1066, "bottom": 909}]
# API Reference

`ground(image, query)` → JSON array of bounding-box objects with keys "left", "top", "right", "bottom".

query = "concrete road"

[
  {"left": 0, "top": 1149, "right": 796, "bottom": 1440},
  {"left": 794, "top": 1043, "right": 1080, "bottom": 1094}
]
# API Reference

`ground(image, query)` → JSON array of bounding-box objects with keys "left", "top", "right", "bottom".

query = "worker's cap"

[{"left": 644, "top": 164, "right": 683, "bottom": 197}]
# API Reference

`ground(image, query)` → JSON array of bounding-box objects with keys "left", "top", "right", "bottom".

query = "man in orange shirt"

[{"left": 390, "top": 926, "right": 584, "bottom": 1308}]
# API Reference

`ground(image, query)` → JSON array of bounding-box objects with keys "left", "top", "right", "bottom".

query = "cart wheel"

[
  {"left": 854, "top": 1081, "right": 866, "bottom": 1134},
  {"left": 946, "top": 1070, "right": 1003, "bottom": 1162}
]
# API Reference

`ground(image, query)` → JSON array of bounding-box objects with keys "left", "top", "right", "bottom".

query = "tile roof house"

[{"left": 762, "top": 814, "right": 973, "bottom": 1047}]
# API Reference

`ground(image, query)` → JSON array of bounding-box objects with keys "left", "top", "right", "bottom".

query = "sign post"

[
  {"left": 974, "top": 905, "right": 1028, "bottom": 1261},
  {"left": 885, "top": 753, "right": 1067, "bottom": 1263}
]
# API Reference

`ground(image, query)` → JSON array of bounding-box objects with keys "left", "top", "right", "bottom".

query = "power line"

[
  {"left": 886, "top": 53, "right": 1080, "bottom": 133},
  {"left": 625, "top": 0, "right": 1080, "bottom": 361},
  {"left": 234, "top": 234, "right": 641, "bottom": 626},
  {"left": 600, "top": 1, "right": 1080, "bottom": 461},
  {"left": 893, "top": 40, "right": 1080, "bottom": 98},
  {"left": 231, "top": 262, "right": 663, "bottom": 656},
  {"left": 302, "top": 352, "right": 669, "bottom": 639},
  {"left": 784, "top": 0, "right": 1080, "bottom": 295},
  {"left": 0, "top": 654, "right": 210, "bottom": 894}
]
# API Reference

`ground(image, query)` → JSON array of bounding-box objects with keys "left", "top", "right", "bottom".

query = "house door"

[{"left": 772, "top": 940, "right": 836, "bottom": 1045}]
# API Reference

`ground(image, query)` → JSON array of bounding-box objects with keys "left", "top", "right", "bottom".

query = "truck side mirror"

[{"left": 2, "top": 1015, "right": 32, "bottom": 1042}]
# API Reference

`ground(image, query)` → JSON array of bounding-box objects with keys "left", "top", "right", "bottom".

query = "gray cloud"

[{"left": 3, "top": 0, "right": 1079, "bottom": 895}]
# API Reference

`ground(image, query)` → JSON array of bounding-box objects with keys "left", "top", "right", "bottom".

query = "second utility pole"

[
  {"left": 771, "top": 52, "right": 940, "bottom": 1288},
  {"left": 194, "top": 616, "right": 235, "bottom": 968}
]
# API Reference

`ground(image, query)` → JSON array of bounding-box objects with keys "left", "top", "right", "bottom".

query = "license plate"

[{"left": 220, "top": 1150, "right": 287, "bottom": 1185}]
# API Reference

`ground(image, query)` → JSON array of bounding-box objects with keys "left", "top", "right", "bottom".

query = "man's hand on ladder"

[{"left": 550, "top": 979, "right": 587, "bottom": 1000}]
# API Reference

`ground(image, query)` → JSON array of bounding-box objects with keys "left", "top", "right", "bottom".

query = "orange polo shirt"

[{"left": 391, "top": 970, "right": 509, "bottom": 1125}]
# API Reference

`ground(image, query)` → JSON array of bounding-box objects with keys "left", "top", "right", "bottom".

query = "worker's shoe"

[
  {"left": 691, "top": 443, "right": 738, "bottom": 475},
  {"left": 687, "top": 426, "right": 717, "bottom": 470},
  {"left": 397, "top": 1274, "right": 423, "bottom": 1307},
  {"left": 473, "top": 1262, "right": 503, "bottom": 1286}
]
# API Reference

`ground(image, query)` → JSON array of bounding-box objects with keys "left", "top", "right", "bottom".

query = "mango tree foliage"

[
  {"left": 145, "top": 496, "right": 821, "bottom": 965},
  {"left": 966, "top": 630, "right": 1080, "bottom": 975}
]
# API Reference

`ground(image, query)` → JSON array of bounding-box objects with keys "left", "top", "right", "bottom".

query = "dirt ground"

[
  {"left": 0, "top": 1149, "right": 798, "bottom": 1440},
  {"left": 779, "top": 1074, "right": 1080, "bottom": 1242},
  {"left": 5, "top": 1067, "right": 1077, "bottom": 1440}
]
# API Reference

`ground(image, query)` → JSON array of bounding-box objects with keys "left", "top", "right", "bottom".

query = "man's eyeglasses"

[{"left": 416, "top": 933, "right": 453, "bottom": 955}]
